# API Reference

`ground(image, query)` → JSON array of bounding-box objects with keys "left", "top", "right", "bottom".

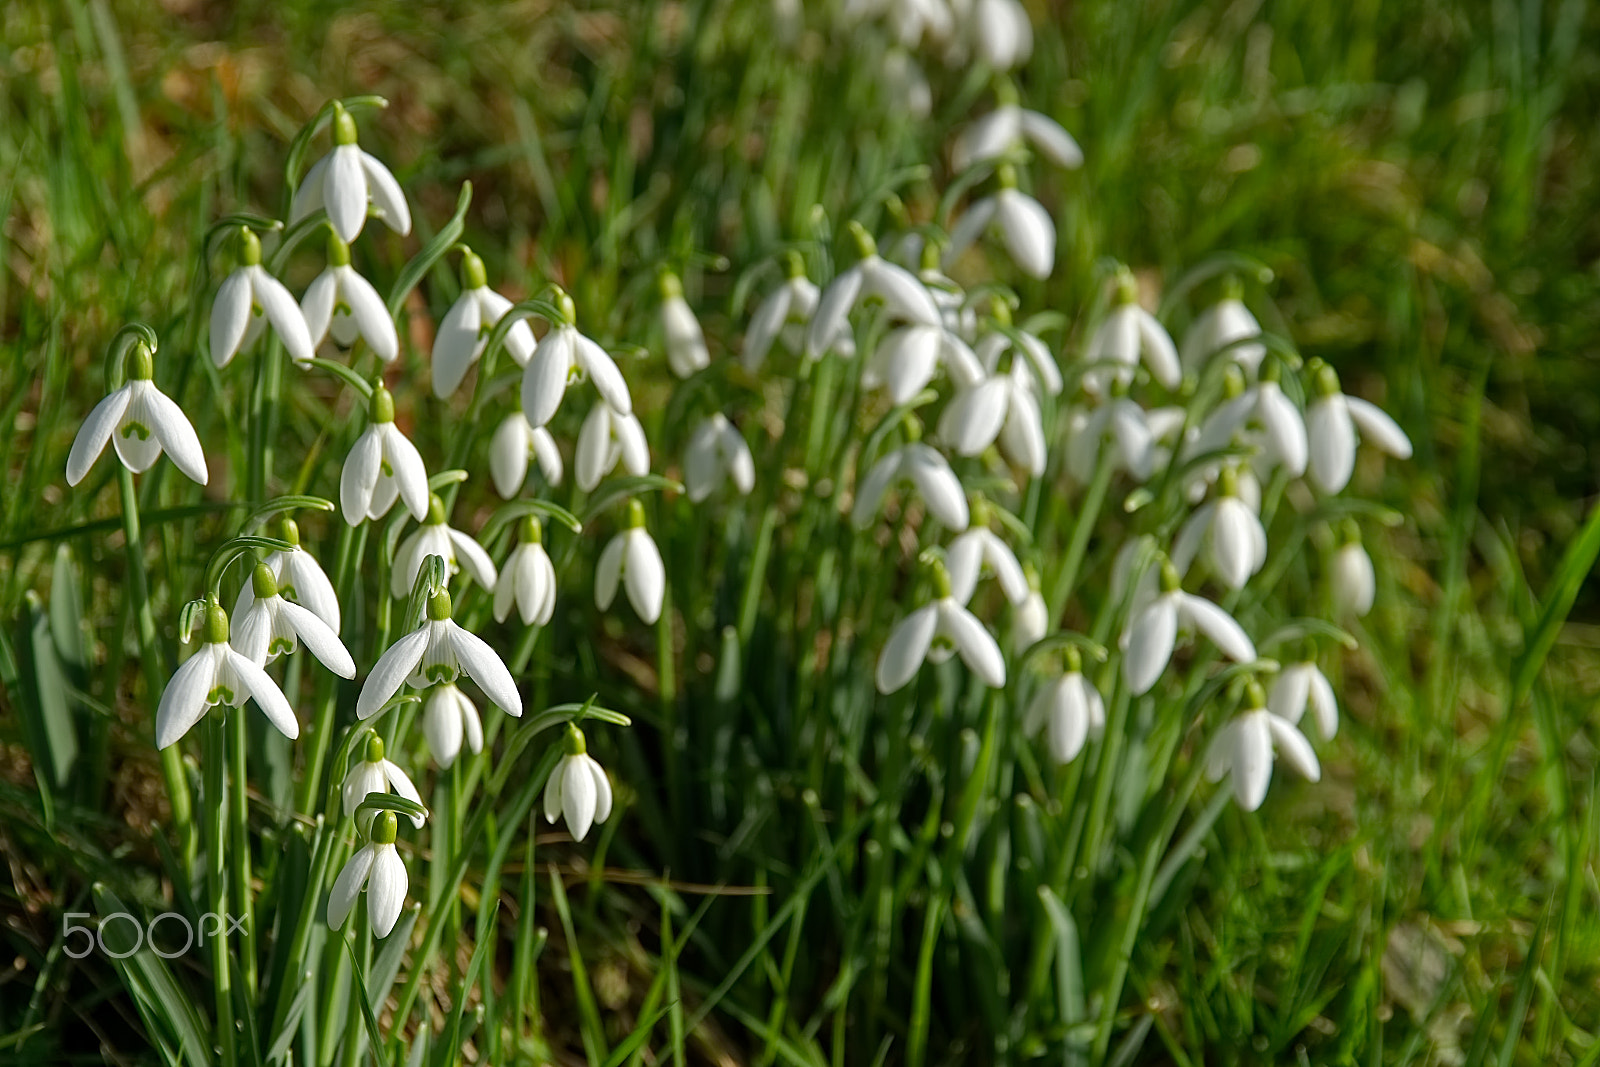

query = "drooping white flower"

[
  {"left": 521, "top": 292, "right": 632, "bottom": 428},
  {"left": 844, "top": 0, "right": 953, "bottom": 47},
  {"left": 974, "top": 320, "right": 1062, "bottom": 397},
  {"left": 744, "top": 256, "right": 834, "bottom": 372},
  {"left": 341, "top": 734, "right": 426, "bottom": 828},
  {"left": 660, "top": 271, "right": 710, "bottom": 378},
  {"left": 431, "top": 249, "right": 537, "bottom": 398},
  {"left": 938, "top": 363, "right": 1048, "bottom": 475},
  {"left": 1025, "top": 651, "right": 1105, "bottom": 764},
  {"left": 489, "top": 410, "right": 563, "bottom": 499},
  {"left": 1305, "top": 360, "right": 1413, "bottom": 494},
  {"left": 544, "top": 724, "right": 615, "bottom": 842},
  {"left": 421, "top": 682, "right": 483, "bottom": 769},
  {"left": 575, "top": 402, "right": 650, "bottom": 493},
  {"left": 290, "top": 102, "right": 411, "bottom": 244},
  {"left": 1330, "top": 523, "right": 1376, "bottom": 617},
  {"left": 1170, "top": 467, "right": 1267, "bottom": 590},
  {"left": 391, "top": 494, "right": 497, "bottom": 599},
  {"left": 1205, "top": 686, "right": 1321, "bottom": 812},
  {"left": 1081, "top": 272, "right": 1180, "bottom": 394},
  {"left": 357, "top": 588, "right": 523, "bottom": 718},
  {"left": 684, "top": 414, "right": 755, "bottom": 503},
  {"left": 805, "top": 223, "right": 942, "bottom": 360},
  {"left": 232, "top": 518, "right": 342, "bottom": 633},
  {"left": 951, "top": 104, "right": 1083, "bottom": 174},
  {"left": 944, "top": 169, "right": 1056, "bottom": 280},
  {"left": 595, "top": 501, "right": 666, "bottom": 624},
  {"left": 1269, "top": 659, "right": 1339, "bottom": 740},
  {"left": 1121, "top": 560, "right": 1256, "bottom": 695},
  {"left": 232, "top": 562, "right": 356, "bottom": 677},
  {"left": 339, "top": 384, "right": 430, "bottom": 526},
  {"left": 1064, "top": 388, "right": 1168, "bottom": 483},
  {"left": 326, "top": 810, "right": 409, "bottom": 938},
  {"left": 946, "top": 516, "right": 1028, "bottom": 605},
  {"left": 494, "top": 516, "right": 557, "bottom": 626},
  {"left": 300, "top": 231, "right": 398, "bottom": 362},
  {"left": 1180, "top": 278, "right": 1265, "bottom": 376},
  {"left": 863, "top": 321, "right": 983, "bottom": 403},
  {"left": 210, "top": 227, "right": 315, "bottom": 367},
  {"left": 875, "top": 563, "right": 1006, "bottom": 693},
  {"left": 1188, "top": 362, "right": 1307, "bottom": 478},
  {"left": 155, "top": 601, "right": 299, "bottom": 748},
  {"left": 1012, "top": 586, "right": 1049, "bottom": 654},
  {"left": 851, "top": 441, "right": 969, "bottom": 531},
  {"left": 881, "top": 48, "right": 933, "bottom": 119},
  {"left": 67, "top": 343, "right": 208, "bottom": 487},
  {"left": 968, "top": 0, "right": 1033, "bottom": 69}
]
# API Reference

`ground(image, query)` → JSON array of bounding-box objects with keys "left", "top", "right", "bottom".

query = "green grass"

[{"left": 3, "top": 0, "right": 1600, "bottom": 1064}]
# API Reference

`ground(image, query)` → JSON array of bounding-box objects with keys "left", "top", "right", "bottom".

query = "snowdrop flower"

[
  {"left": 1180, "top": 276, "right": 1265, "bottom": 376},
  {"left": 233, "top": 518, "right": 341, "bottom": 633},
  {"left": 1305, "top": 360, "right": 1413, "bottom": 494},
  {"left": 1121, "top": 559, "right": 1256, "bottom": 695},
  {"left": 851, "top": 439, "right": 969, "bottom": 531},
  {"left": 357, "top": 588, "right": 523, "bottom": 719},
  {"left": 1025, "top": 649, "right": 1105, "bottom": 764},
  {"left": 340, "top": 384, "right": 430, "bottom": 526},
  {"left": 489, "top": 409, "right": 563, "bottom": 498},
  {"left": 232, "top": 562, "right": 355, "bottom": 677},
  {"left": 494, "top": 516, "right": 557, "bottom": 626},
  {"left": 431, "top": 248, "right": 537, "bottom": 398},
  {"left": 943, "top": 166, "right": 1055, "bottom": 280},
  {"left": 1171, "top": 466, "right": 1267, "bottom": 590},
  {"left": 1064, "top": 385, "right": 1162, "bottom": 483},
  {"left": 1012, "top": 584, "right": 1049, "bottom": 654},
  {"left": 210, "top": 227, "right": 315, "bottom": 367},
  {"left": 575, "top": 402, "right": 649, "bottom": 493},
  {"left": 974, "top": 315, "right": 1062, "bottom": 398},
  {"left": 300, "top": 230, "right": 398, "bottom": 362},
  {"left": 845, "top": 0, "right": 953, "bottom": 47},
  {"left": 290, "top": 102, "right": 411, "bottom": 244},
  {"left": 155, "top": 600, "right": 298, "bottom": 748},
  {"left": 341, "top": 734, "right": 425, "bottom": 828},
  {"left": 67, "top": 342, "right": 207, "bottom": 487},
  {"left": 521, "top": 290, "right": 632, "bottom": 428},
  {"left": 951, "top": 103, "right": 1083, "bottom": 174},
  {"left": 1189, "top": 361, "right": 1307, "bottom": 478},
  {"left": 1082, "top": 271, "right": 1181, "bottom": 394},
  {"left": 805, "top": 223, "right": 942, "bottom": 360},
  {"left": 660, "top": 270, "right": 710, "bottom": 378},
  {"left": 1205, "top": 684, "right": 1321, "bottom": 812},
  {"left": 422, "top": 682, "right": 482, "bottom": 768},
  {"left": 1330, "top": 521, "right": 1376, "bottom": 617},
  {"left": 881, "top": 49, "right": 933, "bottom": 120},
  {"left": 544, "top": 724, "right": 614, "bottom": 842},
  {"left": 863, "top": 320, "right": 983, "bottom": 403},
  {"left": 596, "top": 500, "right": 666, "bottom": 624},
  {"left": 1269, "top": 657, "right": 1338, "bottom": 740},
  {"left": 684, "top": 414, "right": 755, "bottom": 502},
  {"left": 938, "top": 362, "right": 1047, "bottom": 475},
  {"left": 945, "top": 505, "right": 1028, "bottom": 605},
  {"left": 968, "top": 0, "right": 1033, "bottom": 70},
  {"left": 326, "top": 810, "right": 408, "bottom": 938},
  {"left": 391, "top": 494, "right": 497, "bottom": 599},
  {"left": 744, "top": 254, "right": 832, "bottom": 372},
  {"left": 875, "top": 561, "right": 1006, "bottom": 693}
]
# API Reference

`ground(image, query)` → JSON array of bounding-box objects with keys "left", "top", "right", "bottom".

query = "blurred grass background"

[{"left": 4, "top": 0, "right": 1600, "bottom": 1063}]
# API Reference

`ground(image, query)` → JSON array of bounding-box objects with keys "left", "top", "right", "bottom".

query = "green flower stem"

[
  {"left": 119, "top": 467, "right": 196, "bottom": 866},
  {"left": 203, "top": 714, "right": 237, "bottom": 1067},
  {"left": 247, "top": 340, "right": 285, "bottom": 504},
  {"left": 227, "top": 707, "right": 257, "bottom": 1000},
  {"left": 1045, "top": 446, "right": 1115, "bottom": 619}
]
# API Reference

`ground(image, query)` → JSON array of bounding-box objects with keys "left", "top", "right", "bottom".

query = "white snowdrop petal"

[
  {"left": 577, "top": 336, "right": 633, "bottom": 417},
  {"left": 873, "top": 325, "right": 941, "bottom": 403},
  {"left": 1257, "top": 384, "right": 1308, "bottom": 476},
  {"left": 340, "top": 427, "right": 383, "bottom": 525},
  {"left": 1307, "top": 666, "right": 1339, "bottom": 740},
  {"left": 522, "top": 329, "right": 573, "bottom": 428},
  {"left": 543, "top": 763, "right": 564, "bottom": 824},
  {"left": 360, "top": 151, "right": 412, "bottom": 235},
  {"left": 684, "top": 420, "right": 722, "bottom": 504},
  {"left": 624, "top": 530, "right": 666, "bottom": 624},
  {"left": 723, "top": 426, "right": 755, "bottom": 495},
  {"left": 851, "top": 451, "right": 902, "bottom": 528},
  {"left": 875, "top": 605, "right": 939, "bottom": 694},
  {"left": 588, "top": 757, "right": 613, "bottom": 826},
  {"left": 907, "top": 446, "right": 969, "bottom": 530},
  {"left": 67, "top": 388, "right": 132, "bottom": 486},
  {"left": 1232, "top": 712, "right": 1274, "bottom": 811},
  {"left": 210, "top": 270, "right": 254, "bottom": 367},
  {"left": 942, "top": 199, "right": 998, "bottom": 272},
  {"left": 490, "top": 415, "right": 531, "bottom": 499},
  {"left": 382, "top": 426, "right": 432, "bottom": 522},
  {"left": 984, "top": 535, "right": 1029, "bottom": 604},
  {"left": 743, "top": 287, "right": 792, "bottom": 372},
  {"left": 1179, "top": 595, "right": 1256, "bottom": 663},
  {"left": 995, "top": 191, "right": 1055, "bottom": 279},
  {"left": 300, "top": 270, "right": 339, "bottom": 349},
  {"left": 424, "top": 687, "right": 465, "bottom": 766},
  {"left": 252, "top": 270, "right": 316, "bottom": 364},
  {"left": 1267, "top": 664, "right": 1312, "bottom": 727},
  {"left": 806, "top": 268, "right": 864, "bottom": 359},
  {"left": 999, "top": 386, "right": 1048, "bottom": 477},
  {"left": 562, "top": 756, "right": 598, "bottom": 841},
  {"left": 227, "top": 649, "right": 300, "bottom": 739},
  {"left": 432, "top": 293, "right": 482, "bottom": 399},
  {"left": 1211, "top": 498, "right": 1260, "bottom": 589},
  {"left": 615, "top": 413, "right": 650, "bottom": 476},
  {"left": 155, "top": 647, "right": 219, "bottom": 749},
  {"left": 492, "top": 559, "right": 518, "bottom": 624},
  {"left": 1019, "top": 109, "right": 1083, "bottom": 168},
  {"left": 1267, "top": 715, "right": 1322, "bottom": 782},
  {"left": 326, "top": 845, "right": 375, "bottom": 931},
  {"left": 142, "top": 386, "right": 208, "bottom": 486},
  {"left": 1334, "top": 543, "right": 1376, "bottom": 617},
  {"left": 1135, "top": 309, "right": 1181, "bottom": 389},
  {"left": 531, "top": 427, "right": 563, "bottom": 485},
  {"left": 324, "top": 145, "right": 369, "bottom": 242},
  {"left": 357, "top": 629, "right": 431, "bottom": 718},
  {"left": 1170, "top": 504, "right": 1213, "bottom": 578},
  {"left": 595, "top": 535, "right": 625, "bottom": 611},
  {"left": 951, "top": 108, "right": 1019, "bottom": 172},
  {"left": 663, "top": 295, "right": 710, "bottom": 378},
  {"left": 367, "top": 846, "right": 408, "bottom": 938},
  {"left": 446, "top": 528, "right": 498, "bottom": 592},
  {"left": 866, "top": 259, "right": 942, "bottom": 326},
  {"left": 290, "top": 153, "right": 330, "bottom": 225},
  {"left": 448, "top": 625, "right": 522, "bottom": 716},
  {"left": 939, "top": 601, "right": 1007, "bottom": 687},
  {"left": 381, "top": 760, "right": 427, "bottom": 827},
  {"left": 1123, "top": 597, "right": 1179, "bottom": 695},
  {"left": 944, "top": 532, "right": 986, "bottom": 605},
  {"left": 1307, "top": 397, "right": 1356, "bottom": 494},
  {"left": 343, "top": 267, "right": 398, "bottom": 363},
  {"left": 940, "top": 379, "right": 1008, "bottom": 457},
  {"left": 575, "top": 404, "right": 613, "bottom": 493},
  {"left": 278, "top": 600, "right": 356, "bottom": 678},
  {"left": 1345, "top": 396, "right": 1413, "bottom": 459}
]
